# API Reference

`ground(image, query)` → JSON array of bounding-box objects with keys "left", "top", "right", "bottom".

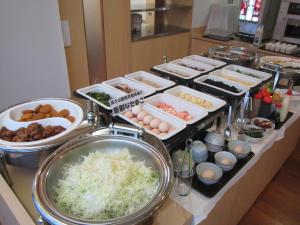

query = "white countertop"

[{"left": 170, "top": 100, "right": 300, "bottom": 225}]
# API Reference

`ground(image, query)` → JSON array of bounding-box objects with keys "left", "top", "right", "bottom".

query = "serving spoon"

[{"left": 224, "top": 105, "right": 232, "bottom": 140}]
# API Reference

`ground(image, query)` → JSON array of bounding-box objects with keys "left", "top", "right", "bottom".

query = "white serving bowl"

[
  {"left": 204, "top": 132, "right": 225, "bottom": 152},
  {"left": 251, "top": 117, "right": 275, "bottom": 133},
  {"left": 240, "top": 125, "right": 265, "bottom": 144},
  {"left": 196, "top": 162, "right": 223, "bottom": 185},
  {"left": 191, "top": 140, "right": 208, "bottom": 163},
  {"left": 214, "top": 151, "right": 237, "bottom": 171},
  {"left": 228, "top": 140, "right": 251, "bottom": 159}
]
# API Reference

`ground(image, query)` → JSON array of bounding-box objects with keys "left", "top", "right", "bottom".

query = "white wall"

[
  {"left": 0, "top": 0, "right": 70, "bottom": 111},
  {"left": 192, "top": 0, "right": 241, "bottom": 28}
]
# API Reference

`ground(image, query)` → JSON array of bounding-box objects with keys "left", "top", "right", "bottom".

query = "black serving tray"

[{"left": 191, "top": 149, "right": 254, "bottom": 198}]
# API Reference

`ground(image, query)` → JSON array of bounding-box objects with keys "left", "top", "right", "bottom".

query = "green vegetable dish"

[
  {"left": 243, "top": 128, "right": 264, "bottom": 138},
  {"left": 53, "top": 148, "right": 159, "bottom": 220},
  {"left": 87, "top": 91, "right": 112, "bottom": 106}
]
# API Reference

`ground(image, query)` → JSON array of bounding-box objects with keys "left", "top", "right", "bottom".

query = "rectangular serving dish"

[
  {"left": 124, "top": 71, "right": 175, "bottom": 91},
  {"left": 209, "top": 69, "right": 262, "bottom": 88},
  {"left": 164, "top": 85, "right": 226, "bottom": 112},
  {"left": 152, "top": 63, "right": 201, "bottom": 80},
  {"left": 193, "top": 75, "right": 248, "bottom": 96},
  {"left": 118, "top": 104, "right": 186, "bottom": 141},
  {"left": 171, "top": 59, "right": 215, "bottom": 74},
  {"left": 76, "top": 84, "right": 125, "bottom": 110},
  {"left": 102, "top": 77, "right": 156, "bottom": 97},
  {"left": 223, "top": 64, "right": 272, "bottom": 81},
  {"left": 184, "top": 55, "right": 226, "bottom": 68},
  {"left": 145, "top": 93, "right": 208, "bottom": 125}
]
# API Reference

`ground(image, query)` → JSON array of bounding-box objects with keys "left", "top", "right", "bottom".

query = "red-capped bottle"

[
  {"left": 280, "top": 89, "right": 292, "bottom": 122},
  {"left": 258, "top": 95, "right": 273, "bottom": 118},
  {"left": 250, "top": 92, "right": 262, "bottom": 118}
]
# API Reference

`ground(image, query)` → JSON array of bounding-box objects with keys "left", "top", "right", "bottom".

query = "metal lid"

[
  {"left": 258, "top": 56, "right": 300, "bottom": 75},
  {"left": 33, "top": 124, "right": 173, "bottom": 225},
  {"left": 208, "top": 46, "right": 258, "bottom": 62}
]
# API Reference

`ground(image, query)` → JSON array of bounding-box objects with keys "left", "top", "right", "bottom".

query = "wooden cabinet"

[
  {"left": 163, "top": 33, "right": 190, "bottom": 61},
  {"left": 130, "top": 32, "right": 190, "bottom": 72},
  {"left": 130, "top": 37, "right": 163, "bottom": 72},
  {"left": 191, "top": 38, "right": 223, "bottom": 55}
]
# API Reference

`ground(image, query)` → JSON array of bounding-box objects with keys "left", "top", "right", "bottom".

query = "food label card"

[{"left": 110, "top": 91, "right": 144, "bottom": 116}]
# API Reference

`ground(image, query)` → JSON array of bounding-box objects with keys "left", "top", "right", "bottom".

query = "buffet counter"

[
  {"left": 0, "top": 99, "right": 299, "bottom": 225},
  {"left": 170, "top": 100, "right": 300, "bottom": 225}
]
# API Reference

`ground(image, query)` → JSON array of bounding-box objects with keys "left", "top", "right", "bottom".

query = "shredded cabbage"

[{"left": 54, "top": 148, "right": 159, "bottom": 220}]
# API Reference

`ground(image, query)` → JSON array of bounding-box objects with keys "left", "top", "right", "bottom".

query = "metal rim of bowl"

[{"left": 33, "top": 129, "right": 173, "bottom": 225}]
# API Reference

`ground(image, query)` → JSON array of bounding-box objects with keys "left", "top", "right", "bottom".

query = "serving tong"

[
  {"left": 224, "top": 105, "right": 232, "bottom": 140},
  {"left": 236, "top": 91, "right": 250, "bottom": 131}
]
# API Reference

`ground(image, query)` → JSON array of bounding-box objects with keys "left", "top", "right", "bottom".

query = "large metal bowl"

[{"left": 33, "top": 124, "right": 173, "bottom": 225}]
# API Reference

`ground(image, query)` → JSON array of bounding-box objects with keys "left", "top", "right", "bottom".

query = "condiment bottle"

[
  {"left": 253, "top": 24, "right": 264, "bottom": 47},
  {"left": 280, "top": 89, "right": 292, "bottom": 122},
  {"left": 259, "top": 96, "right": 272, "bottom": 118},
  {"left": 274, "top": 102, "right": 282, "bottom": 124},
  {"left": 250, "top": 93, "right": 262, "bottom": 118}
]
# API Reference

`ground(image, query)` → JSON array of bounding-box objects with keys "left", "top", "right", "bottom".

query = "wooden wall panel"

[
  {"left": 163, "top": 32, "right": 190, "bottom": 61},
  {"left": 103, "top": 0, "right": 131, "bottom": 79},
  {"left": 58, "top": 0, "right": 90, "bottom": 92}
]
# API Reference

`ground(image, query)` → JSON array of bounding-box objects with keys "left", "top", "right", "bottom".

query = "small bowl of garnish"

[
  {"left": 228, "top": 140, "right": 252, "bottom": 159},
  {"left": 240, "top": 125, "right": 265, "bottom": 144},
  {"left": 196, "top": 162, "right": 223, "bottom": 185},
  {"left": 214, "top": 151, "right": 237, "bottom": 171},
  {"left": 251, "top": 117, "right": 275, "bottom": 133}
]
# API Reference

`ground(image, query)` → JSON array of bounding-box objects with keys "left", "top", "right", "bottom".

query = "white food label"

[{"left": 110, "top": 90, "right": 144, "bottom": 115}]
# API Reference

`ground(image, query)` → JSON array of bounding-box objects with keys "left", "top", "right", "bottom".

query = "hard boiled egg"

[
  {"left": 131, "top": 105, "right": 142, "bottom": 115},
  {"left": 158, "top": 121, "right": 170, "bottom": 133},
  {"left": 143, "top": 115, "right": 153, "bottom": 125},
  {"left": 150, "top": 118, "right": 161, "bottom": 129},
  {"left": 137, "top": 111, "right": 147, "bottom": 121},
  {"left": 201, "top": 169, "right": 215, "bottom": 180}
]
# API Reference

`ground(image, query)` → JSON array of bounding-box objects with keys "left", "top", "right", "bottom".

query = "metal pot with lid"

[
  {"left": 33, "top": 123, "right": 173, "bottom": 225},
  {"left": 208, "top": 46, "right": 258, "bottom": 67}
]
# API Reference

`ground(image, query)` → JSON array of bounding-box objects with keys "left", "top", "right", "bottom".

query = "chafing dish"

[
  {"left": 208, "top": 46, "right": 258, "bottom": 67},
  {"left": 33, "top": 123, "right": 173, "bottom": 225}
]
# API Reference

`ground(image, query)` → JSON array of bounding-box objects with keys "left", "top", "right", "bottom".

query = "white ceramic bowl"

[
  {"left": 196, "top": 162, "right": 223, "bottom": 185},
  {"left": 204, "top": 132, "right": 225, "bottom": 152},
  {"left": 228, "top": 140, "right": 251, "bottom": 159},
  {"left": 214, "top": 151, "right": 237, "bottom": 171},
  {"left": 204, "top": 132, "right": 225, "bottom": 146},
  {"left": 240, "top": 125, "right": 265, "bottom": 144},
  {"left": 191, "top": 140, "right": 208, "bottom": 163}
]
